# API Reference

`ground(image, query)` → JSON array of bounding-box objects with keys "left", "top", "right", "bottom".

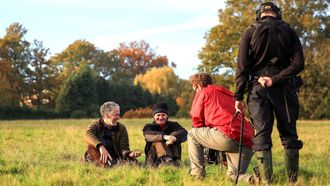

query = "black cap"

[
  {"left": 256, "top": 2, "right": 282, "bottom": 20},
  {"left": 152, "top": 102, "right": 168, "bottom": 116}
]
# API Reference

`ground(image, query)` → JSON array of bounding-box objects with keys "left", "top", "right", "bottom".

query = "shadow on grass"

[
  {"left": 0, "top": 165, "right": 26, "bottom": 175},
  {"left": 299, "top": 168, "right": 314, "bottom": 180}
]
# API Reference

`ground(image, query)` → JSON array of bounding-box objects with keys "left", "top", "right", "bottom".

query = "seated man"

[
  {"left": 143, "top": 102, "right": 188, "bottom": 167},
  {"left": 188, "top": 72, "right": 256, "bottom": 183},
  {"left": 84, "top": 101, "right": 141, "bottom": 167}
]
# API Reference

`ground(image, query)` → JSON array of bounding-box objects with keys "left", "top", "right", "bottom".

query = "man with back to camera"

[{"left": 235, "top": 2, "right": 305, "bottom": 184}]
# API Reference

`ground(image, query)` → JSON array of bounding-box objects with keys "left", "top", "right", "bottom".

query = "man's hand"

[
  {"left": 164, "top": 135, "right": 177, "bottom": 145},
  {"left": 129, "top": 151, "right": 142, "bottom": 158},
  {"left": 99, "top": 145, "right": 111, "bottom": 164},
  {"left": 258, "top": 77, "right": 273, "bottom": 87},
  {"left": 235, "top": 100, "right": 245, "bottom": 113}
]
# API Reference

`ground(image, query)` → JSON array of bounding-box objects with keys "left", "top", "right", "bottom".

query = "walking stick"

[{"left": 235, "top": 111, "right": 245, "bottom": 185}]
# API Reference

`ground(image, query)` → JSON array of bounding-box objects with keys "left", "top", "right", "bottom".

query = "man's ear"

[{"left": 196, "top": 84, "right": 202, "bottom": 91}]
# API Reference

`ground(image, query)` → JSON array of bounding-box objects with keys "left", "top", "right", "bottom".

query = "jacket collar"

[
  {"left": 100, "top": 118, "right": 119, "bottom": 130},
  {"left": 152, "top": 120, "right": 168, "bottom": 130}
]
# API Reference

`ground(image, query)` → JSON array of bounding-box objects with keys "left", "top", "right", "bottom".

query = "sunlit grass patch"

[{"left": 0, "top": 119, "right": 329, "bottom": 185}]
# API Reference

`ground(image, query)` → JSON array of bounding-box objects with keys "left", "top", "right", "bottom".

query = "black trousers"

[
  {"left": 247, "top": 82, "right": 302, "bottom": 151},
  {"left": 145, "top": 142, "right": 182, "bottom": 167}
]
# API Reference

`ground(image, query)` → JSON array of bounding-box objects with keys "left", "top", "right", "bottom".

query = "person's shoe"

[
  {"left": 191, "top": 174, "right": 204, "bottom": 180},
  {"left": 255, "top": 150, "right": 273, "bottom": 184},
  {"left": 285, "top": 149, "right": 300, "bottom": 183},
  {"left": 158, "top": 156, "right": 175, "bottom": 167}
]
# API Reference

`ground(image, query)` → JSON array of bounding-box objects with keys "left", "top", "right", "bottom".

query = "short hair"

[
  {"left": 100, "top": 101, "right": 120, "bottom": 118},
  {"left": 189, "top": 72, "right": 213, "bottom": 87}
]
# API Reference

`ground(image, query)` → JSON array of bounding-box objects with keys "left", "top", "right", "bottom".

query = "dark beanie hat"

[{"left": 152, "top": 102, "right": 169, "bottom": 116}]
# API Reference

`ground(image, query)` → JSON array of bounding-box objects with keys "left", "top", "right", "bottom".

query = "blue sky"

[{"left": 1, "top": 0, "right": 225, "bottom": 79}]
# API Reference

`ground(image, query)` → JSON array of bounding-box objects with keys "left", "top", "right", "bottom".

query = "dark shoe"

[
  {"left": 255, "top": 150, "right": 273, "bottom": 184},
  {"left": 158, "top": 156, "right": 176, "bottom": 167},
  {"left": 285, "top": 149, "right": 299, "bottom": 183}
]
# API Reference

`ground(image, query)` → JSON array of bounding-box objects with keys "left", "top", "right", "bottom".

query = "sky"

[{"left": 1, "top": 0, "right": 225, "bottom": 79}]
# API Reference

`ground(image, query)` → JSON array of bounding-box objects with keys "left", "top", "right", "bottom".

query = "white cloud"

[
  {"left": 93, "top": 15, "right": 217, "bottom": 49},
  {"left": 90, "top": 14, "right": 219, "bottom": 79}
]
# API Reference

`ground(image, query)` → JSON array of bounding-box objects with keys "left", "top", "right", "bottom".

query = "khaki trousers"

[{"left": 188, "top": 127, "right": 253, "bottom": 178}]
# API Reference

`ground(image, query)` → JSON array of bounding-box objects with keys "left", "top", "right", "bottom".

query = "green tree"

[
  {"left": 94, "top": 77, "right": 154, "bottom": 116},
  {"left": 0, "top": 23, "right": 31, "bottom": 106},
  {"left": 55, "top": 65, "right": 98, "bottom": 117},
  {"left": 27, "top": 40, "right": 59, "bottom": 108},
  {"left": 50, "top": 40, "right": 115, "bottom": 81},
  {"left": 198, "top": 0, "right": 330, "bottom": 119},
  {"left": 110, "top": 81, "right": 153, "bottom": 114},
  {"left": 175, "top": 79, "right": 195, "bottom": 118}
]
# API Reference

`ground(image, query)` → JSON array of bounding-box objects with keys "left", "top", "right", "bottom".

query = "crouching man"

[
  {"left": 143, "top": 102, "right": 188, "bottom": 167},
  {"left": 188, "top": 73, "right": 256, "bottom": 183},
  {"left": 84, "top": 101, "right": 141, "bottom": 167}
]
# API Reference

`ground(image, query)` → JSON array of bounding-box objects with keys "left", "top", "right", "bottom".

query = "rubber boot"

[
  {"left": 255, "top": 150, "right": 273, "bottom": 184},
  {"left": 285, "top": 149, "right": 299, "bottom": 183}
]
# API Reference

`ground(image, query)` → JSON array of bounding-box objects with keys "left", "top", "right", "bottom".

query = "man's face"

[
  {"left": 106, "top": 107, "right": 120, "bottom": 124},
  {"left": 154, "top": 112, "right": 168, "bottom": 125}
]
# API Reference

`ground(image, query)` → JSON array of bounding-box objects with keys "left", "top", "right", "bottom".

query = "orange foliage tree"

[{"left": 114, "top": 40, "right": 174, "bottom": 80}]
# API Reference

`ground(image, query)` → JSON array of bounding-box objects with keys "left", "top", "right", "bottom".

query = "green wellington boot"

[
  {"left": 255, "top": 150, "right": 273, "bottom": 184},
  {"left": 285, "top": 149, "right": 299, "bottom": 183}
]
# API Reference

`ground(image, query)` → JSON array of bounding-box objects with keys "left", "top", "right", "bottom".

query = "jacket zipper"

[{"left": 284, "top": 91, "right": 291, "bottom": 123}]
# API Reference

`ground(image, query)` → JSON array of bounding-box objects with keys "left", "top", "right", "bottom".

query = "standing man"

[
  {"left": 143, "top": 102, "right": 188, "bottom": 167},
  {"left": 84, "top": 101, "right": 141, "bottom": 167},
  {"left": 235, "top": 2, "right": 304, "bottom": 184},
  {"left": 188, "top": 72, "right": 255, "bottom": 183}
]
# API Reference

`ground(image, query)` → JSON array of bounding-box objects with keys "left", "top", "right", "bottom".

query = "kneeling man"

[{"left": 188, "top": 73, "right": 255, "bottom": 183}]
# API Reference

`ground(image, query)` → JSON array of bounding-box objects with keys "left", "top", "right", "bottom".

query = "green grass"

[{"left": 0, "top": 119, "right": 329, "bottom": 185}]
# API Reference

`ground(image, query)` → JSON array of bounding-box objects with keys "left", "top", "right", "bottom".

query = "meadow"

[{"left": 0, "top": 119, "right": 329, "bottom": 186}]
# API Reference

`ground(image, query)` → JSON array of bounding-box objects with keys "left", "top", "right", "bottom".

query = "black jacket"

[
  {"left": 142, "top": 120, "right": 188, "bottom": 156},
  {"left": 235, "top": 16, "right": 304, "bottom": 101}
]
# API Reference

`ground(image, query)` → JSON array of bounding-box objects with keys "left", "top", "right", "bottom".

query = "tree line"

[
  {"left": 1, "top": 0, "right": 329, "bottom": 119},
  {"left": 0, "top": 23, "right": 194, "bottom": 119}
]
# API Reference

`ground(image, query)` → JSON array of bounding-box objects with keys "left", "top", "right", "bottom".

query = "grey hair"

[{"left": 100, "top": 101, "right": 120, "bottom": 118}]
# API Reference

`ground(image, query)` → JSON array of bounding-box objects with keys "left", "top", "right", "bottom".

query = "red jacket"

[{"left": 190, "top": 84, "right": 254, "bottom": 148}]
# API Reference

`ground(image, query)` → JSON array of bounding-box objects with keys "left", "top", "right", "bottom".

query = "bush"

[
  {"left": 0, "top": 106, "right": 62, "bottom": 119},
  {"left": 123, "top": 107, "right": 152, "bottom": 118}
]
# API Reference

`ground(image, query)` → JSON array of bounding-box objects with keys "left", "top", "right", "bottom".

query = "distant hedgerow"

[{"left": 123, "top": 107, "right": 152, "bottom": 118}]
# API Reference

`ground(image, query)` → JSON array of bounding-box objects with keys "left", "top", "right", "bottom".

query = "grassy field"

[{"left": 0, "top": 119, "right": 329, "bottom": 186}]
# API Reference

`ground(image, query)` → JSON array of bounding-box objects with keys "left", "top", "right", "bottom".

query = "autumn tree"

[
  {"left": 50, "top": 40, "right": 116, "bottom": 81},
  {"left": 114, "top": 40, "right": 172, "bottom": 80},
  {"left": 134, "top": 66, "right": 179, "bottom": 95},
  {"left": 198, "top": 0, "right": 330, "bottom": 119},
  {"left": 134, "top": 66, "right": 183, "bottom": 116},
  {"left": 0, "top": 23, "right": 31, "bottom": 106},
  {"left": 26, "top": 40, "right": 59, "bottom": 108}
]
